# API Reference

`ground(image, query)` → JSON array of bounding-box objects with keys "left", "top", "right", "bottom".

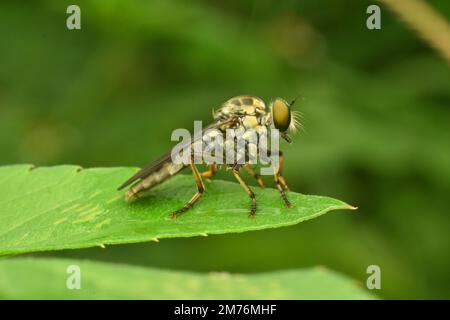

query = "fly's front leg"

[
  {"left": 244, "top": 164, "right": 265, "bottom": 188},
  {"left": 201, "top": 164, "right": 217, "bottom": 178},
  {"left": 273, "top": 151, "right": 292, "bottom": 208},
  {"left": 276, "top": 151, "right": 290, "bottom": 191},
  {"left": 171, "top": 159, "right": 205, "bottom": 219},
  {"left": 232, "top": 164, "right": 257, "bottom": 217}
]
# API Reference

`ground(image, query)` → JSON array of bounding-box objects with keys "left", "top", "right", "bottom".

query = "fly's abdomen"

[{"left": 125, "top": 161, "right": 186, "bottom": 202}]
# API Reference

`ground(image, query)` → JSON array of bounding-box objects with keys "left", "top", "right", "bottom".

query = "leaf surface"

[{"left": 0, "top": 165, "right": 355, "bottom": 256}]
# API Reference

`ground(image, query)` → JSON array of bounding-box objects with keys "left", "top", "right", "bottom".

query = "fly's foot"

[
  {"left": 248, "top": 198, "right": 257, "bottom": 218},
  {"left": 171, "top": 204, "right": 193, "bottom": 219},
  {"left": 281, "top": 193, "right": 293, "bottom": 208},
  {"left": 276, "top": 183, "right": 293, "bottom": 208}
]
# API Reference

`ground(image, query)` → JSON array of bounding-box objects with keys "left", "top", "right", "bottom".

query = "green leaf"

[
  {"left": 0, "top": 258, "right": 374, "bottom": 299},
  {"left": 0, "top": 165, "right": 355, "bottom": 256}
]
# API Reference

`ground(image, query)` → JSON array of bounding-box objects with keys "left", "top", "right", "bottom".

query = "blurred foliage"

[
  {"left": 0, "top": 258, "right": 375, "bottom": 299},
  {"left": 0, "top": 0, "right": 449, "bottom": 299}
]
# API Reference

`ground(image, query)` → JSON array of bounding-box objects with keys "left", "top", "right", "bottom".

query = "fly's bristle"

[{"left": 289, "top": 110, "right": 304, "bottom": 134}]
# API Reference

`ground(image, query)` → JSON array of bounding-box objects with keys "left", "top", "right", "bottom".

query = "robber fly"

[{"left": 118, "top": 95, "right": 301, "bottom": 218}]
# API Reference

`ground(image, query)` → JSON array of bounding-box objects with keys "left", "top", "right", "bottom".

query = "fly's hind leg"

[
  {"left": 244, "top": 164, "right": 265, "bottom": 188},
  {"left": 273, "top": 151, "right": 292, "bottom": 208},
  {"left": 232, "top": 165, "right": 257, "bottom": 218},
  {"left": 171, "top": 160, "right": 205, "bottom": 219},
  {"left": 201, "top": 164, "right": 217, "bottom": 178}
]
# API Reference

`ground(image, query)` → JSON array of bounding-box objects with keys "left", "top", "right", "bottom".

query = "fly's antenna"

[{"left": 289, "top": 94, "right": 301, "bottom": 108}]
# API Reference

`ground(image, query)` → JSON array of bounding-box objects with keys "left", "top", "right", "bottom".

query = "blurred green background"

[{"left": 1, "top": 0, "right": 449, "bottom": 299}]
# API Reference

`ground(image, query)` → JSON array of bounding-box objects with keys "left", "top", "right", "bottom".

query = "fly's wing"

[
  {"left": 117, "top": 152, "right": 172, "bottom": 191},
  {"left": 117, "top": 117, "right": 240, "bottom": 190}
]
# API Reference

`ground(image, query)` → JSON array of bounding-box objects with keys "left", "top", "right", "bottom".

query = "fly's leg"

[
  {"left": 171, "top": 160, "right": 205, "bottom": 219},
  {"left": 273, "top": 151, "right": 292, "bottom": 208},
  {"left": 232, "top": 165, "right": 257, "bottom": 217},
  {"left": 244, "top": 164, "right": 265, "bottom": 188},
  {"left": 275, "top": 182, "right": 292, "bottom": 208},
  {"left": 277, "top": 151, "right": 290, "bottom": 191},
  {"left": 201, "top": 164, "right": 217, "bottom": 178}
]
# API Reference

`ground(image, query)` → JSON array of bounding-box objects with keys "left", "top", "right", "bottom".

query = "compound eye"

[{"left": 272, "top": 98, "right": 291, "bottom": 132}]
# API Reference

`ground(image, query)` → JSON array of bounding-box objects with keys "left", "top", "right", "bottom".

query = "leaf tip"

[
  {"left": 346, "top": 204, "right": 358, "bottom": 211},
  {"left": 152, "top": 238, "right": 159, "bottom": 242},
  {"left": 98, "top": 244, "right": 106, "bottom": 248}
]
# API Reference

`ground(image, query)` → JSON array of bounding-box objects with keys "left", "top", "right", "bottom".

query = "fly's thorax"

[
  {"left": 173, "top": 95, "right": 286, "bottom": 167},
  {"left": 214, "top": 95, "right": 268, "bottom": 129},
  {"left": 241, "top": 114, "right": 259, "bottom": 129},
  {"left": 222, "top": 95, "right": 266, "bottom": 111},
  {"left": 218, "top": 108, "right": 267, "bottom": 131}
]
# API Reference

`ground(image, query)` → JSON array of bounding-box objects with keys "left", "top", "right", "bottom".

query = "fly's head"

[{"left": 268, "top": 97, "right": 302, "bottom": 143}]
